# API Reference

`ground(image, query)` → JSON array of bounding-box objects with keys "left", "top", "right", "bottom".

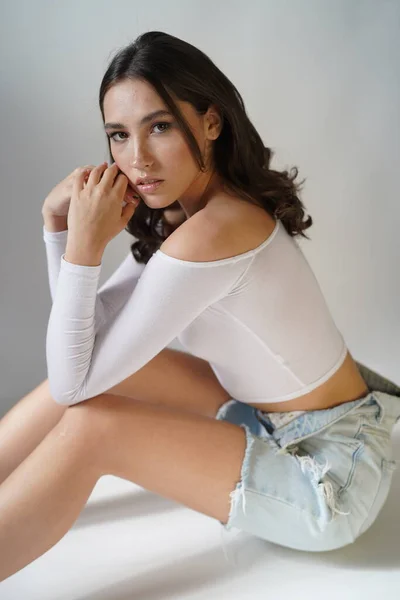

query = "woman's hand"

[
  {"left": 42, "top": 164, "right": 97, "bottom": 218},
  {"left": 66, "top": 162, "right": 139, "bottom": 260}
]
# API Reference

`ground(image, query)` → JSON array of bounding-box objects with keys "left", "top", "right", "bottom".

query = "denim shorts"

[{"left": 215, "top": 361, "right": 400, "bottom": 557}]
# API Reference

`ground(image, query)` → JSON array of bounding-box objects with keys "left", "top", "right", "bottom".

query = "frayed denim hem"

[{"left": 217, "top": 421, "right": 256, "bottom": 565}]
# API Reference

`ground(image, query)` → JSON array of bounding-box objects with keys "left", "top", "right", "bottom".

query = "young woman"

[{"left": 1, "top": 31, "right": 399, "bottom": 580}]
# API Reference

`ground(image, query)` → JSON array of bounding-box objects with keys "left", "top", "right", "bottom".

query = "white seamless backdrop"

[{"left": 0, "top": 0, "right": 399, "bottom": 415}]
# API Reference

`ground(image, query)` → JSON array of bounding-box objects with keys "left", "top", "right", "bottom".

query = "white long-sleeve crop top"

[{"left": 43, "top": 219, "right": 348, "bottom": 406}]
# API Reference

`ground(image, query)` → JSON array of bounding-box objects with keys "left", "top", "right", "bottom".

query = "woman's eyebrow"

[{"left": 104, "top": 110, "right": 172, "bottom": 130}]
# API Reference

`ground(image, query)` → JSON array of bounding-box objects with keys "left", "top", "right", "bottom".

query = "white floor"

[{"left": 1, "top": 429, "right": 399, "bottom": 599}]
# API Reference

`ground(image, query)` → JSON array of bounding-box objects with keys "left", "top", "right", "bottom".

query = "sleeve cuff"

[
  {"left": 61, "top": 253, "right": 102, "bottom": 276},
  {"left": 43, "top": 224, "right": 68, "bottom": 242}
]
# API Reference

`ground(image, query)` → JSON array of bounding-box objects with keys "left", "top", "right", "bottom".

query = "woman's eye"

[
  {"left": 152, "top": 122, "right": 171, "bottom": 134},
  {"left": 108, "top": 122, "right": 171, "bottom": 142},
  {"left": 109, "top": 132, "right": 128, "bottom": 142}
]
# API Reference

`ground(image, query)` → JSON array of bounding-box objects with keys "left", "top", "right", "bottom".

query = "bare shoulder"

[
  {"left": 158, "top": 208, "right": 221, "bottom": 262},
  {"left": 159, "top": 195, "right": 277, "bottom": 263}
]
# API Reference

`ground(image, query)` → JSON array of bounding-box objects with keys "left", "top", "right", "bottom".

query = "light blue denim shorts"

[{"left": 215, "top": 361, "right": 400, "bottom": 554}]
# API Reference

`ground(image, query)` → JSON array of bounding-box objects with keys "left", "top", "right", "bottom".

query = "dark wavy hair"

[{"left": 99, "top": 31, "right": 312, "bottom": 264}]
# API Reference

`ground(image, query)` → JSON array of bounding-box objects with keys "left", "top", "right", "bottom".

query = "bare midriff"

[{"left": 246, "top": 350, "right": 370, "bottom": 413}]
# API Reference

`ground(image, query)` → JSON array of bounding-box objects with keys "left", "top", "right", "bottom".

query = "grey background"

[{"left": 1, "top": 0, "right": 399, "bottom": 416}]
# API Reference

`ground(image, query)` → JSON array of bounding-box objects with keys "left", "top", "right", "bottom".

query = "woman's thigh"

[
  {"left": 0, "top": 379, "right": 68, "bottom": 483},
  {"left": 105, "top": 347, "right": 231, "bottom": 418}
]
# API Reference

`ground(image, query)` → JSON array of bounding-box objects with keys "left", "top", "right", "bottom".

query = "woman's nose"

[
  {"left": 129, "top": 142, "right": 154, "bottom": 170},
  {"left": 131, "top": 157, "right": 154, "bottom": 172}
]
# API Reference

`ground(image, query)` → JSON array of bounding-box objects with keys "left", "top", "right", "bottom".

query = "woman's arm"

[
  {"left": 43, "top": 221, "right": 146, "bottom": 335},
  {"left": 45, "top": 246, "right": 247, "bottom": 406}
]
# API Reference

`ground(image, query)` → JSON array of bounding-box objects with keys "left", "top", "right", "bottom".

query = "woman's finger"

[
  {"left": 72, "top": 167, "right": 88, "bottom": 196},
  {"left": 121, "top": 200, "right": 137, "bottom": 223},
  {"left": 86, "top": 162, "right": 108, "bottom": 189},
  {"left": 114, "top": 172, "right": 129, "bottom": 195},
  {"left": 97, "top": 162, "right": 121, "bottom": 190}
]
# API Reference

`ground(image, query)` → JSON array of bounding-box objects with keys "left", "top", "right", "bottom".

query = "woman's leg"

[
  {"left": 0, "top": 348, "right": 230, "bottom": 487},
  {"left": 0, "top": 379, "right": 67, "bottom": 486},
  {"left": 0, "top": 392, "right": 246, "bottom": 582}
]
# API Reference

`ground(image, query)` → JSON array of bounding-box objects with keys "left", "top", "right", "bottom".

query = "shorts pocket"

[{"left": 357, "top": 458, "right": 397, "bottom": 538}]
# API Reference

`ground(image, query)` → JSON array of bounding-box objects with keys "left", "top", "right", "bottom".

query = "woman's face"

[{"left": 103, "top": 78, "right": 221, "bottom": 216}]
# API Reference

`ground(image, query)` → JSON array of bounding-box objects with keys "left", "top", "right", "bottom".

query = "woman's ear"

[{"left": 206, "top": 105, "right": 223, "bottom": 140}]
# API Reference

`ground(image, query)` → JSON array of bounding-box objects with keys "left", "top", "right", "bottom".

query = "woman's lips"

[{"left": 136, "top": 180, "right": 164, "bottom": 193}]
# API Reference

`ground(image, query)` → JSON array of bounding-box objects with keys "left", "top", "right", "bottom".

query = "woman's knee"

[{"left": 55, "top": 394, "right": 113, "bottom": 444}]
